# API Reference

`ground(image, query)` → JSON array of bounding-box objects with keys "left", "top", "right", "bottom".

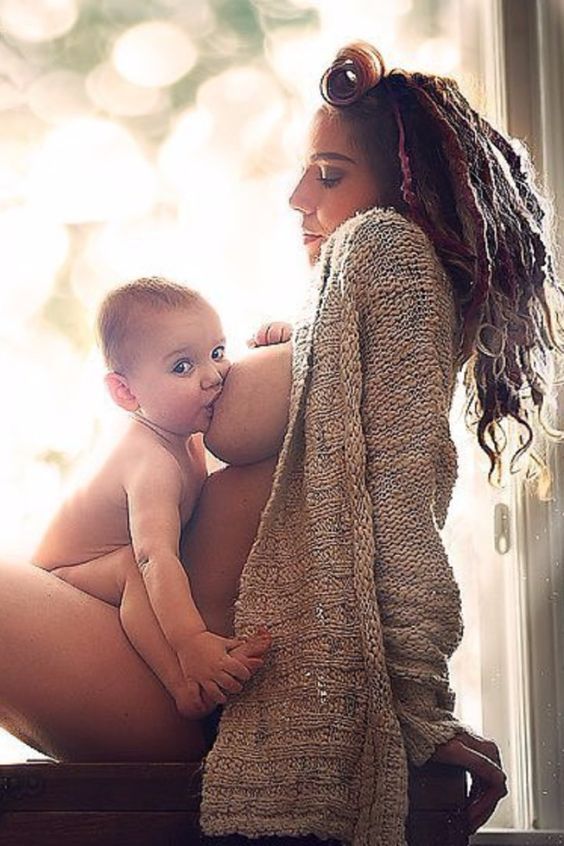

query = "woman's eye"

[
  {"left": 211, "top": 345, "right": 225, "bottom": 361},
  {"left": 172, "top": 359, "right": 193, "bottom": 375},
  {"left": 317, "top": 168, "right": 342, "bottom": 188}
]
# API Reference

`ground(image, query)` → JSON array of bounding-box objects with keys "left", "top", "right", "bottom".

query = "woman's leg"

[
  {"left": 0, "top": 560, "right": 205, "bottom": 761},
  {"left": 0, "top": 457, "right": 277, "bottom": 762},
  {"left": 51, "top": 549, "right": 206, "bottom": 718}
]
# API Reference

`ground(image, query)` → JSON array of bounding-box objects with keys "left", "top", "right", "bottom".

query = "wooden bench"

[{"left": 0, "top": 760, "right": 468, "bottom": 845}]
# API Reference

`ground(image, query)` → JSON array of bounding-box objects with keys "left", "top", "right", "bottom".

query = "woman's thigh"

[{"left": 0, "top": 560, "right": 205, "bottom": 762}]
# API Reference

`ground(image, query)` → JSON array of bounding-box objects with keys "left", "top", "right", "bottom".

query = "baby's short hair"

[{"left": 97, "top": 276, "right": 203, "bottom": 373}]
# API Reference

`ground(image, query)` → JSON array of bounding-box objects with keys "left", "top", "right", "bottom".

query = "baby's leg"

[
  {"left": 50, "top": 549, "right": 127, "bottom": 606},
  {"left": 117, "top": 554, "right": 270, "bottom": 718},
  {"left": 49, "top": 550, "right": 199, "bottom": 716},
  {"left": 51, "top": 550, "right": 270, "bottom": 719}
]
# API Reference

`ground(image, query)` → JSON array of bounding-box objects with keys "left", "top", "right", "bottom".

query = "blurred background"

[
  {"left": 1, "top": 0, "right": 563, "bottom": 837},
  {"left": 0, "top": 0, "right": 480, "bottom": 563}
]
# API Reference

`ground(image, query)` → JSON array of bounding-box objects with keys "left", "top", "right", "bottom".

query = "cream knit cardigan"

[{"left": 201, "top": 208, "right": 466, "bottom": 845}]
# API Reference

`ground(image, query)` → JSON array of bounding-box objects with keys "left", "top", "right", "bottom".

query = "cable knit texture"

[{"left": 201, "top": 208, "right": 465, "bottom": 845}]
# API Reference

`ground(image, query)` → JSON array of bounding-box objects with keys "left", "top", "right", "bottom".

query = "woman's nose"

[{"left": 289, "top": 172, "right": 315, "bottom": 214}]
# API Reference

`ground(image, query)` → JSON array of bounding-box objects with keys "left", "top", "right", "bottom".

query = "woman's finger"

[
  {"left": 236, "top": 656, "right": 264, "bottom": 673},
  {"left": 224, "top": 636, "right": 245, "bottom": 650},
  {"left": 468, "top": 796, "right": 503, "bottom": 834},
  {"left": 439, "top": 739, "right": 507, "bottom": 791},
  {"left": 455, "top": 730, "right": 503, "bottom": 767}
]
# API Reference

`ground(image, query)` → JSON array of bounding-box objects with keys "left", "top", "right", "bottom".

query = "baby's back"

[{"left": 34, "top": 424, "right": 206, "bottom": 569}]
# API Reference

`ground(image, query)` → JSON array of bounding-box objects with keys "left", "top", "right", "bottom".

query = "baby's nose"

[{"left": 201, "top": 366, "right": 223, "bottom": 389}]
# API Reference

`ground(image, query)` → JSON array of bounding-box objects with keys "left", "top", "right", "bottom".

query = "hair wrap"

[{"left": 320, "top": 42, "right": 386, "bottom": 106}]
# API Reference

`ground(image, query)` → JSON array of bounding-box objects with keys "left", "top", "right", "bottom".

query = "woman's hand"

[{"left": 430, "top": 730, "right": 508, "bottom": 834}]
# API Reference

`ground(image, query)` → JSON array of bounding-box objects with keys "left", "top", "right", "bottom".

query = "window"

[{"left": 0, "top": 2, "right": 562, "bottom": 841}]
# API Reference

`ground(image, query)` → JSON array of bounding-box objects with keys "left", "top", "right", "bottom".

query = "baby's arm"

[{"left": 125, "top": 451, "right": 255, "bottom": 704}]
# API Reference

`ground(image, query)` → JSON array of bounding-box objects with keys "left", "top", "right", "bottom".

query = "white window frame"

[{"left": 469, "top": 0, "right": 564, "bottom": 842}]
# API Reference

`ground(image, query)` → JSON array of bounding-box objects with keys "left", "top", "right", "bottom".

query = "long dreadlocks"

[{"left": 321, "top": 42, "right": 564, "bottom": 489}]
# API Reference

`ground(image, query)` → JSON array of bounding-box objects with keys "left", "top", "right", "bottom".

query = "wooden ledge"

[{"left": 0, "top": 760, "right": 468, "bottom": 846}]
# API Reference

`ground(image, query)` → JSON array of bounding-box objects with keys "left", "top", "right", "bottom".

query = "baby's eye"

[
  {"left": 172, "top": 359, "right": 193, "bottom": 375},
  {"left": 211, "top": 345, "right": 225, "bottom": 361}
]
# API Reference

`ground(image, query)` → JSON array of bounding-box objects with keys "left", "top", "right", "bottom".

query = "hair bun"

[{"left": 320, "top": 42, "right": 386, "bottom": 106}]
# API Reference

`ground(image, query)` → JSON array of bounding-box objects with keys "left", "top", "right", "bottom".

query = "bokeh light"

[
  {"left": 86, "top": 62, "right": 168, "bottom": 117},
  {"left": 112, "top": 21, "right": 198, "bottom": 88},
  {"left": 27, "top": 118, "right": 157, "bottom": 223},
  {"left": 0, "top": 207, "right": 69, "bottom": 328},
  {"left": 28, "top": 70, "right": 91, "bottom": 124},
  {"left": 0, "top": 0, "right": 78, "bottom": 43}
]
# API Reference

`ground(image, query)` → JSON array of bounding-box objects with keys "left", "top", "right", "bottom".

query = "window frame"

[{"left": 468, "top": 0, "right": 564, "bottom": 839}]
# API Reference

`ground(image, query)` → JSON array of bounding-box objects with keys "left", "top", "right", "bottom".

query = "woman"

[
  {"left": 199, "top": 43, "right": 562, "bottom": 844},
  {"left": 0, "top": 40, "right": 558, "bottom": 842}
]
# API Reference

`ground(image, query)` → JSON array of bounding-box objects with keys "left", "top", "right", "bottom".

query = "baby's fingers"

[
  {"left": 215, "top": 671, "right": 244, "bottom": 695},
  {"left": 201, "top": 681, "right": 228, "bottom": 706},
  {"left": 236, "top": 656, "right": 264, "bottom": 674},
  {"left": 222, "top": 654, "right": 252, "bottom": 683}
]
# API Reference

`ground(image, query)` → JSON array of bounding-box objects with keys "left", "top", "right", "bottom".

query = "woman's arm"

[
  {"left": 339, "top": 211, "right": 465, "bottom": 760},
  {"left": 204, "top": 343, "right": 292, "bottom": 465},
  {"left": 337, "top": 209, "right": 506, "bottom": 830}
]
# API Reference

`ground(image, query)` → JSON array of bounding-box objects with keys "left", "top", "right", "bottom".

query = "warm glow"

[
  {"left": 0, "top": 207, "right": 68, "bottom": 326},
  {"left": 27, "top": 118, "right": 157, "bottom": 223},
  {"left": 416, "top": 37, "right": 460, "bottom": 74},
  {"left": 113, "top": 21, "right": 198, "bottom": 88},
  {"left": 86, "top": 62, "right": 168, "bottom": 117},
  {"left": 1, "top": 0, "right": 494, "bottom": 779},
  {"left": 0, "top": 0, "right": 78, "bottom": 42}
]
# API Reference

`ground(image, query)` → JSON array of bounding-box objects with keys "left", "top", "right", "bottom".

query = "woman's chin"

[{"left": 307, "top": 244, "right": 322, "bottom": 266}]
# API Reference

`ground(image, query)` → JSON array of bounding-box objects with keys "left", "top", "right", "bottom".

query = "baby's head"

[{"left": 97, "top": 276, "right": 230, "bottom": 436}]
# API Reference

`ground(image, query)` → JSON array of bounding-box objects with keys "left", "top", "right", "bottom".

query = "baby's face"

[{"left": 127, "top": 300, "right": 230, "bottom": 436}]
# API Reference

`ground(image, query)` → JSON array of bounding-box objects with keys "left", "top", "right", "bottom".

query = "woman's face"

[{"left": 289, "top": 108, "right": 380, "bottom": 265}]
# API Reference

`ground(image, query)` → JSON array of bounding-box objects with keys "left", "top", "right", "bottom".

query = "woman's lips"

[{"left": 303, "top": 232, "right": 323, "bottom": 245}]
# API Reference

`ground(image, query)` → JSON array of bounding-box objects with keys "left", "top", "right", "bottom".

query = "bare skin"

[
  {"left": 0, "top": 338, "right": 289, "bottom": 765},
  {"left": 0, "top": 456, "right": 276, "bottom": 763},
  {"left": 34, "top": 300, "right": 260, "bottom": 716}
]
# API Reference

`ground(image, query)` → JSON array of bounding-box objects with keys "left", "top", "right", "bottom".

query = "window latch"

[{"left": 494, "top": 502, "right": 511, "bottom": 554}]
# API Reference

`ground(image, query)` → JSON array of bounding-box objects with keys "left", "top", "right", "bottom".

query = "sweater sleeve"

[{"left": 335, "top": 211, "right": 466, "bottom": 766}]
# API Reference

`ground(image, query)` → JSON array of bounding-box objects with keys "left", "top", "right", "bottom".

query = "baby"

[{"left": 34, "top": 277, "right": 290, "bottom": 717}]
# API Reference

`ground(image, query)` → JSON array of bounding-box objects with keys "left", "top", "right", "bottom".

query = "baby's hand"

[
  {"left": 248, "top": 321, "right": 293, "bottom": 348},
  {"left": 176, "top": 630, "right": 254, "bottom": 705}
]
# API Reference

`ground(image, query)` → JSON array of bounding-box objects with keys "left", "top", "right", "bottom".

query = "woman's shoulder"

[
  {"left": 319, "top": 206, "right": 455, "bottom": 329},
  {"left": 329, "top": 206, "right": 433, "bottom": 258}
]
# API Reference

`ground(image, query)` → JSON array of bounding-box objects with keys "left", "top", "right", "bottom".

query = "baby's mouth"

[{"left": 204, "top": 393, "right": 221, "bottom": 413}]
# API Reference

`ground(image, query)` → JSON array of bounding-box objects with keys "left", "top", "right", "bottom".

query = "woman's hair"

[
  {"left": 320, "top": 42, "right": 564, "bottom": 491},
  {"left": 97, "top": 276, "right": 202, "bottom": 374}
]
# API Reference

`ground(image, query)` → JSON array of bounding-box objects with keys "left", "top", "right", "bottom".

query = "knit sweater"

[{"left": 201, "top": 207, "right": 466, "bottom": 845}]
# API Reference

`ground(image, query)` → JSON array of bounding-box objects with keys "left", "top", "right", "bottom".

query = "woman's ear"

[{"left": 104, "top": 372, "right": 139, "bottom": 412}]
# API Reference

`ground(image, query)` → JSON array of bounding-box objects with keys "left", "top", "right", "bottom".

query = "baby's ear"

[{"left": 104, "top": 372, "right": 139, "bottom": 412}]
